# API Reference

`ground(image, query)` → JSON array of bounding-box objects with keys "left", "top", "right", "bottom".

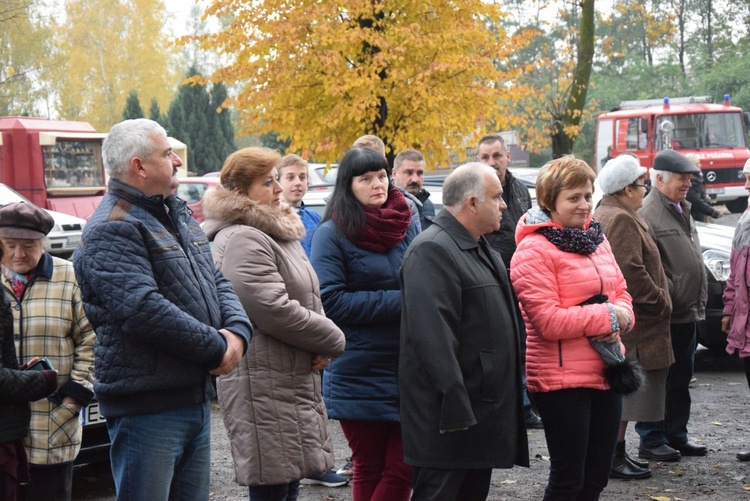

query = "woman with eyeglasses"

[{"left": 593, "top": 154, "right": 673, "bottom": 481}]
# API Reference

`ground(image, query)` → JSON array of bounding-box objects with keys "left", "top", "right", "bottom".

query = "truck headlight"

[{"left": 703, "top": 249, "right": 730, "bottom": 282}]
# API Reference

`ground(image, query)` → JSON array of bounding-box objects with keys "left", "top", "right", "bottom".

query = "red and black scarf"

[{"left": 342, "top": 187, "right": 411, "bottom": 252}]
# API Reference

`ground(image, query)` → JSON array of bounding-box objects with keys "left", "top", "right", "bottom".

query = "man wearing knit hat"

[{"left": 636, "top": 149, "right": 708, "bottom": 462}]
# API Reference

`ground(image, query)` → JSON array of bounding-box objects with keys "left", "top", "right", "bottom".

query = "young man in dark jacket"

[{"left": 74, "top": 119, "right": 252, "bottom": 501}]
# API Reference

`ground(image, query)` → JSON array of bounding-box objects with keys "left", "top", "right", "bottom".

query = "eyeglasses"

[{"left": 632, "top": 184, "right": 651, "bottom": 193}]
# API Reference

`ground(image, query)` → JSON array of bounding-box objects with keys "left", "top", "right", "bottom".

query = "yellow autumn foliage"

[
  {"left": 54, "top": 0, "right": 179, "bottom": 132},
  {"left": 187, "top": 0, "right": 535, "bottom": 165}
]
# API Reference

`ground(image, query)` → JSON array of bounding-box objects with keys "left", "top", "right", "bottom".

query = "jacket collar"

[
  {"left": 201, "top": 187, "right": 305, "bottom": 241},
  {"left": 600, "top": 194, "right": 652, "bottom": 232},
  {"left": 645, "top": 188, "right": 692, "bottom": 228},
  {"left": 432, "top": 208, "right": 480, "bottom": 250},
  {"left": 108, "top": 178, "right": 186, "bottom": 218},
  {"left": 36, "top": 252, "right": 54, "bottom": 279},
  {"left": 431, "top": 206, "right": 510, "bottom": 292},
  {"left": 416, "top": 188, "right": 431, "bottom": 203}
]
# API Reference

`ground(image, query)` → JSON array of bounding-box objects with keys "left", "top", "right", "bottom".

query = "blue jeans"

[
  {"left": 248, "top": 481, "right": 300, "bottom": 501},
  {"left": 534, "top": 388, "right": 621, "bottom": 501},
  {"left": 107, "top": 401, "right": 211, "bottom": 501},
  {"left": 636, "top": 322, "right": 696, "bottom": 448}
]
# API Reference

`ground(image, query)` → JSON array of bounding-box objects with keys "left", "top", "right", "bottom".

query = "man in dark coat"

[
  {"left": 637, "top": 149, "right": 708, "bottom": 461},
  {"left": 399, "top": 162, "right": 529, "bottom": 501}
]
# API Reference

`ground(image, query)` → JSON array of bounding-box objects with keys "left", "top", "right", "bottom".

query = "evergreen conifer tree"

[
  {"left": 149, "top": 98, "right": 162, "bottom": 125},
  {"left": 165, "top": 67, "right": 236, "bottom": 175},
  {"left": 122, "top": 91, "right": 145, "bottom": 120}
]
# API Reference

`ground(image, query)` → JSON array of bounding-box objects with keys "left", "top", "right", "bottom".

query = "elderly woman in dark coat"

[{"left": 594, "top": 154, "right": 674, "bottom": 480}]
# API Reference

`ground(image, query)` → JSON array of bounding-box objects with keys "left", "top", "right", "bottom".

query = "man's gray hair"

[
  {"left": 103, "top": 119, "right": 167, "bottom": 179},
  {"left": 476, "top": 133, "right": 507, "bottom": 151},
  {"left": 443, "top": 162, "right": 496, "bottom": 210},
  {"left": 394, "top": 149, "right": 424, "bottom": 171},
  {"left": 649, "top": 168, "right": 672, "bottom": 183}
]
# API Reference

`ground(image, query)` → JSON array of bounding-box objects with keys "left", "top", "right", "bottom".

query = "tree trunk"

[
  {"left": 359, "top": 2, "right": 391, "bottom": 164},
  {"left": 550, "top": 0, "right": 595, "bottom": 158},
  {"left": 706, "top": 0, "right": 713, "bottom": 65},
  {"left": 677, "top": 0, "right": 686, "bottom": 77}
]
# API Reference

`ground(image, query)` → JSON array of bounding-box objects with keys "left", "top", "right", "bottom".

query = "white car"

[{"left": 0, "top": 184, "right": 85, "bottom": 259}]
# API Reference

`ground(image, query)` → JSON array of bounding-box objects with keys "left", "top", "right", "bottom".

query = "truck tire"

[{"left": 726, "top": 197, "right": 748, "bottom": 214}]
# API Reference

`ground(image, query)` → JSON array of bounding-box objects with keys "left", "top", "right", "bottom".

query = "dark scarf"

[
  {"left": 538, "top": 220, "right": 604, "bottom": 255},
  {"left": 351, "top": 187, "right": 411, "bottom": 252}
]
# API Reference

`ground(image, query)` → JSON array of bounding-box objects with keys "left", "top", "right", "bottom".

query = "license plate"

[
  {"left": 706, "top": 187, "right": 725, "bottom": 194},
  {"left": 82, "top": 402, "right": 105, "bottom": 425},
  {"left": 67, "top": 235, "right": 81, "bottom": 245}
]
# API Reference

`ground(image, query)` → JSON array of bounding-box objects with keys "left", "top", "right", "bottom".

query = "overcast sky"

[{"left": 164, "top": 0, "right": 198, "bottom": 36}]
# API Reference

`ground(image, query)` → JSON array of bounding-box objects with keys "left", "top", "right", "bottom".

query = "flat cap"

[
  {"left": 0, "top": 202, "right": 55, "bottom": 239},
  {"left": 598, "top": 155, "right": 648, "bottom": 195},
  {"left": 652, "top": 150, "right": 700, "bottom": 175}
]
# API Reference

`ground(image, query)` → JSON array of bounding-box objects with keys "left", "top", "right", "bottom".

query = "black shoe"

[
  {"left": 625, "top": 454, "right": 649, "bottom": 469},
  {"left": 525, "top": 412, "right": 544, "bottom": 430},
  {"left": 669, "top": 440, "right": 707, "bottom": 457},
  {"left": 615, "top": 440, "right": 649, "bottom": 469},
  {"left": 638, "top": 444, "right": 681, "bottom": 462},
  {"left": 609, "top": 455, "right": 652, "bottom": 480},
  {"left": 737, "top": 451, "right": 750, "bottom": 461}
]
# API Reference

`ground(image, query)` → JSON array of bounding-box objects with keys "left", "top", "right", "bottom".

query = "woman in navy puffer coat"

[{"left": 310, "top": 147, "right": 418, "bottom": 501}]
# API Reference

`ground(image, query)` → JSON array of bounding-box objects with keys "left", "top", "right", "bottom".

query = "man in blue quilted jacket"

[{"left": 73, "top": 119, "right": 252, "bottom": 501}]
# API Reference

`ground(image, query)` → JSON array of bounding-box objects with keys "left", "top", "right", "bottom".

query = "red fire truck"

[{"left": 594, "top": 95, "right": 750, "bottom": 212}]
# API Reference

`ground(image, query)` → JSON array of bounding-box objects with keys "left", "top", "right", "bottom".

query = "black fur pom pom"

[{"left": 604, "top": 358, "right": 644, "bottom": 395}]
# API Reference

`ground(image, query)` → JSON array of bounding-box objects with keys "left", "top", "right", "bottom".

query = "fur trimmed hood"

[{"left": 201, "top": 187, "right": 306, "bottom": 242}]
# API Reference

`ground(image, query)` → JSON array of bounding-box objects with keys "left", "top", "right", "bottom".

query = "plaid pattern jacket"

[{"left": 5, "top": 252, "right": 95, "bottom": 465}]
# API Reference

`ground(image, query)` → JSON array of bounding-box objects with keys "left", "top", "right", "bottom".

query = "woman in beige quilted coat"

[{"left": 202, "top": 147, "right": 346, "bottom": 501}]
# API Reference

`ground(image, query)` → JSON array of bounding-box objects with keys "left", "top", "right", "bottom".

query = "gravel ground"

[
  {"left": 74, "top": 209, "right": 750, "bottom": 500},
  {"left": 73, "top": 347, "right": 750, "bottom": 501}
]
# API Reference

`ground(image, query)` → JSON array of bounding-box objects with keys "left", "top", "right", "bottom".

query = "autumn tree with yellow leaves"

[
  {"left": 54, "top": 0, "right": 179, "bottom": 131},
  {"left": 498, "top": 0, "right": 597, "bottom": 158},
  {"left": 190, "top": 0, "right": 534, "bottom": 165},
  {"left": 0, "top": 0, "right": 55, "bottom": 115}
]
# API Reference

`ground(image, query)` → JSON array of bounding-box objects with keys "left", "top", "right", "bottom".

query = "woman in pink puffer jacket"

[{"left": 510, "top": 156, "right": 634, "bottom": 501}]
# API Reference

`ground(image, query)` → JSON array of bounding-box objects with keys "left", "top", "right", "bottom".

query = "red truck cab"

[{"left": 595, "top": 95, "right": 750, "bottom": 212}]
